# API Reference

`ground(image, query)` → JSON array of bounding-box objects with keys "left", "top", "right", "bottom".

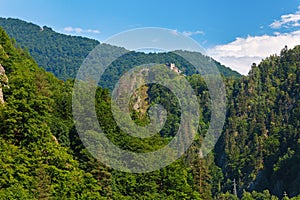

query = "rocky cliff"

[{"left": 0, "top": 64, "right": 8, "bottom": 104}]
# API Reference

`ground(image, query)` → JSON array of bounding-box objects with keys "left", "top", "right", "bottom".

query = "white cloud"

[
  {"left": 207, "top": 31, "right": 300, "bottom": 75},
  {"left": 270, "top": 6, "right": 300, "bottom": 29},
  {"left": 171, "top": 29, "right": 205, "bottom": 37},
  {"left": 170, "top": 29, "right": 180, "bottom": 36},
  {"left": 182, "top": 30, "right": 205, "bottom": 37},
  {"left": 63, "top": 26, "right": 100, "bottom": 34},
  {"left": 86, "top": 29, "right": 101, "bottom": 34}
]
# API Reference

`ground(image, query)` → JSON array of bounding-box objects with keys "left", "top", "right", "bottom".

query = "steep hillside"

[
  {"left": 0, "top": 27, "right": 105, "bottom": 199},
  {"left": 216, "top": 45, "right": 300, "bottom": 198},
  {"left": 0, "top": 26, "right": 213, "bottom": 200},
  {"left": 1, "top": 17, "right": 300, "bottom": 199}
]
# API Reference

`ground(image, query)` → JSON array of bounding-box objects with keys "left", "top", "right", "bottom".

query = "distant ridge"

[
  {"left": 0, "top": 17, "right": 100, "bottom": 80},
  {"left": 0, "top": 17, "right": 241, "bottom": 82}
]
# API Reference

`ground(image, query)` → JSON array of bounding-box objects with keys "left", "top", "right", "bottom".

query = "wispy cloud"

[
  {"left": 182, "top": 30, "right": 205, "bottom": 37},
  {"left": 270, "top": 6, "right": 300, "bottom": 29},
  {"left": 170, "top": 29, "right": 205, "bottom": 37},
  {"left": 63, "top": 26, "right": 100, "bottom": 34},
  {"left": 170, "top": 29, "right": 180, "bottom": 36},
  {"left": 208, "top": 31, "right": 300, "bottom": 75}
]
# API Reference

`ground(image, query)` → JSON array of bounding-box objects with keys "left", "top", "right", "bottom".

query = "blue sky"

[{"left": 1, "top": 0, "right": 300, "bottom": 74}]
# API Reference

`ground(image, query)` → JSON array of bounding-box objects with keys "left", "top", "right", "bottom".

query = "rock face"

[{"left": 0, "top": 64, "right": 8, "bottom": 104}]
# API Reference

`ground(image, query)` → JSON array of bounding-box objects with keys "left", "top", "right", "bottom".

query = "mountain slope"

[
  {"left": 0, "top": 26, "right": 211, "bottom": 200},
  {"left": 0, "top": 17, "right": 100, "bottom": 80},
  {"left": 2, "top": 17, "right": 300, "bottom": 199},
  {"left": 216, "top": 45, "right": 300, "bottom": 198},
  {"left": 0, "top": 27, "right": 105, "bottom": 199}
]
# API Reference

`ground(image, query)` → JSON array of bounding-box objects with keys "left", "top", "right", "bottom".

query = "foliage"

[
  {"left": 0, "top": 20, "right": 300, "bottom": 199},
  {"left": 0, "top": 27, "right": 103, "bottom": 199},
  {"left": 0, "top": 17, "right": 100, "bottom": 80},
  {"left": 215, "top": 45, "right": 300, "bottom": 198}
]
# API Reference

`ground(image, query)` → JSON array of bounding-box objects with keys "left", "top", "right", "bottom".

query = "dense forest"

[
  {"left": 0, "top": 17, "right": 100, "bottom": 80},
  {"left": 216, "top": 46, "right": 300, "bottom": 197},
  {"left": 0, "top": 17, "right": 241, "bottom": 81},
  {"left": 0, "top": 18, "right": 300, "bottom": 199}
]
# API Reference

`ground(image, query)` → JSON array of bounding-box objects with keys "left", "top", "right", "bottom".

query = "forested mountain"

[
  {"left": 0, "top": 17, "right": 100, "bottom": 80},
  {"left": 0, "top": 19, "right": 300, "bottom": 199},
  {"left": 0, "top": 25, "right": 219, "bottom": 200},
  {"left": 0, "top": 26, "right": 104, "bottom": 199},
  {"left": 0, "top": 17, "right": 241, "bottom": 81},
  {"left": 215, "top": 46, "right": 300, "bottom": 198}
]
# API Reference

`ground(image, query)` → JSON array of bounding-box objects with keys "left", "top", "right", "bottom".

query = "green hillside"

[
  {"left": 0, "top": 25, "right": 214, "bottom": 200},
  {"left": 216, "top": 45, "right": 300, "bottom": 198},
  {"left": 0, "top": 17, "right": 100, "bottom": 80},
  {"left": 0, "top": 26, "right": 104, "bottom": 199},
  {"left": 0, "top": 18, "right": 300, "bottom": 199}
]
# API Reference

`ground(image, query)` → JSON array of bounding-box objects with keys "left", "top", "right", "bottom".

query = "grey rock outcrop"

[{"left": 0, "top": 64, "right": 8, "bottom": 104}]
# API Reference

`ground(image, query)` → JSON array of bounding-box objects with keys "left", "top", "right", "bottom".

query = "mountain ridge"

[{"left": 0, "top": 17, "right": 241, "bottom": 82}]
